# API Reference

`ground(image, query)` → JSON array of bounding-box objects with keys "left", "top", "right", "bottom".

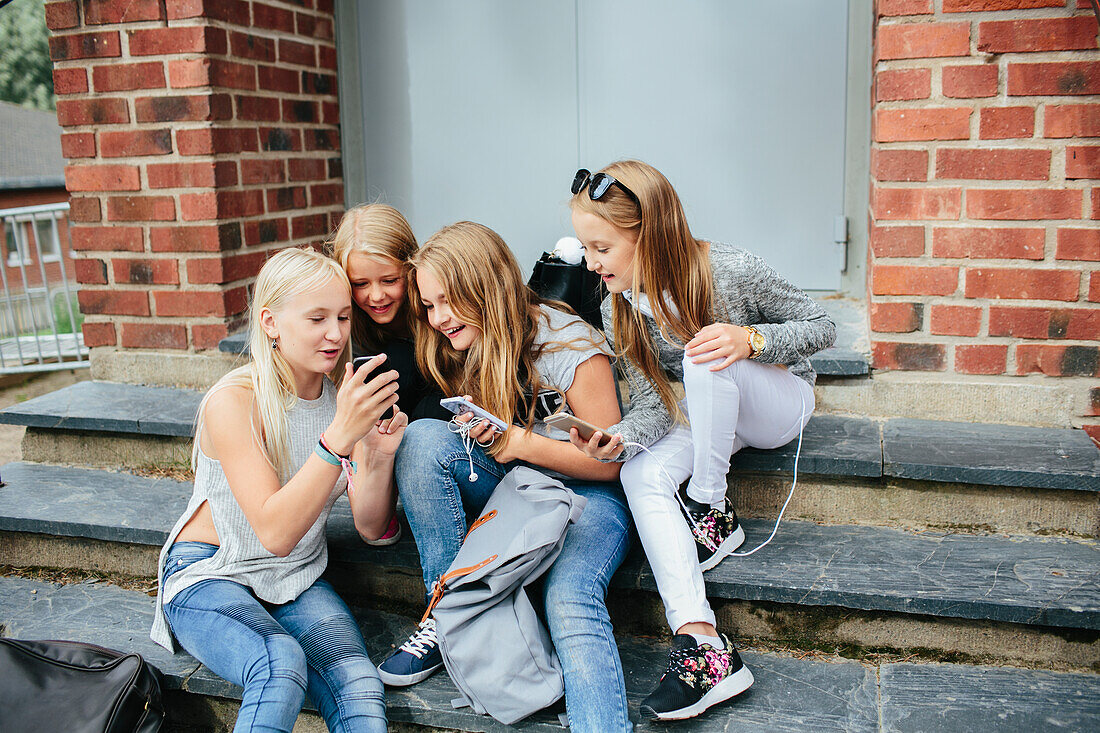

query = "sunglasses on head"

[{"left": 571, "top": 169, "right": 638, "bottom": 203}]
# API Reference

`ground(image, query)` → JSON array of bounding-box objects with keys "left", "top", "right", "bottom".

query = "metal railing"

[{"left": 0, "top": 202, "right": 88, "bottom": 374}]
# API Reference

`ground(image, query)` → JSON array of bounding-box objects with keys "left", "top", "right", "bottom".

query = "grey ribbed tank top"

[{"left": 151, "top": 378, "right": 344, "bottom": 652}]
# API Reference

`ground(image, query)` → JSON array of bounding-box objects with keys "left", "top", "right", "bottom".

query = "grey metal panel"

[
  {"left": 357, "top": 0, "right": 578, "bottom": 271},
  {"left": 355, "top": 1, "right": 849, "bottom": 287},
  {"left": 578, "top": 0, "right": 848, "bottom": 290}
]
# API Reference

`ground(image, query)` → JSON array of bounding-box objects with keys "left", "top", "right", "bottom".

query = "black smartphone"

[{"left": 352, "top": 355, "right": 398, "bottom": 420}]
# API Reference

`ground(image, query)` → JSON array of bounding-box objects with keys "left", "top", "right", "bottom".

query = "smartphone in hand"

[
  {"left": 438, "top": 396, "right": 509, "bottom": 432},
  {"left": 542, "top": 412, "right": 612, "bottom": 446},
  {"left": 353, "top": 355, "right": 398, "bottom": 420}
]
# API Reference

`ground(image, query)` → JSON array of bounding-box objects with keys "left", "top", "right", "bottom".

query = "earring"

[{"left": 271, "top": 339, "right": 278, "bottom": 350}]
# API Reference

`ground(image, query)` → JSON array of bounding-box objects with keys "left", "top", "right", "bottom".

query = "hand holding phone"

[
  {"left": 439, "top": 396, "right": 509, "bottom": 432},
  {"left": 542, "top": 412, "right": 612, "bottom": 446},
  {"left": 353, "top": 355, "right": 399, "bottom": 420}
]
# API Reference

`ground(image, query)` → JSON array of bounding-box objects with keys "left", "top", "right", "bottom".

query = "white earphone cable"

[
  {"left": 620, "top": 390, "right": 806, "bottom": 560},
  {"left": 448, "top": 417, "right": 496, "bottom": 482}
]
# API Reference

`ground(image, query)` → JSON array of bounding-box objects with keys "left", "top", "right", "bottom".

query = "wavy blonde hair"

[
  {"left": 570, "top": 160, "right": 714, "bottom": 421},
  {"left": 408, "top": 221, "right": 600, "bottom": 457},
  {"left": 327, "top": 203, "right": 418, "bottom": 353},
  {"left": 194, "top": 247, "right": 352, "bottom": 480}
]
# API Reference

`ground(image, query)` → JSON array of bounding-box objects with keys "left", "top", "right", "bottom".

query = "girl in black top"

[{"left": 329, "top": 203, "right": 443, "bottom": 544}]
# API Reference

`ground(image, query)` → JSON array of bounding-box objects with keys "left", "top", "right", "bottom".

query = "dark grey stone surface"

[
  {"left": 0, "top": 576, "right": 200, "bottom": 685},
  {"left": 339, "top": 510, "right": 1100, "bottom": 631},
  {"left": 4, "top": 461, "right": 1097, "bottom": 631},
  {"left": 8, "top": 381, "right": 1099, "bottom": 501},
  {"left": 810, "top": 347, "right": 870, "bottom": 377},
  {"left": 0, "top": 576, "right": 878, "bottom": 732},
  {"left": 733, "top": 415, "right": 882, "bottom": 477},
  {"left": 5, "top": 576, "right": 1096, "bottom": 732},
  {"left": 0, "top": 462, "right": 190, "bottom": 544},
  {"left": 620, "top": 520, "right": 1100, "bottom": 630},
  {"left": 0, "top": 381, "right": 202, "bottom": 437},
  {"left": 884, "top": 418, "right": 1100, "bottom": 492},
  {"left": 618, "top": 637, "right": 878, "bottom": 732},
  {"left": 880, "top": 662, "right": 1100, "bottom": 733},
  {"left": 218, "top": 330, "right": 248, "bottom": 355}
]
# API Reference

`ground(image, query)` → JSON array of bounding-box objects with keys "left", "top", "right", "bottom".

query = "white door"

[{"left": 353, "top": 1, "right": 848, "bottom": 290}]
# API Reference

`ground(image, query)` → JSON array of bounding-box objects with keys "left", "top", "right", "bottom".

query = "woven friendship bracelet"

[{"left": 317, "top": 434, "right": 357, "bottom": 496}]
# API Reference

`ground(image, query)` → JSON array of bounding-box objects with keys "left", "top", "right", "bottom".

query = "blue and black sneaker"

[{"left": 378, "top": 617, "right": 444, "bottom": 686}]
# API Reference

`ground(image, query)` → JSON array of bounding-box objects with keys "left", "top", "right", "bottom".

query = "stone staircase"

[{"left": 0, "top": 375, "right": 1098, "bottom": 731}]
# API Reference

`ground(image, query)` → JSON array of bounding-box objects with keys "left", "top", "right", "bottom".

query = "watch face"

[{"left": 750, "top": 330, "right": 765, "bottom": 355}]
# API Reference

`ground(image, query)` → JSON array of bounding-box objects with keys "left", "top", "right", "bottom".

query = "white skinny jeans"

[{"left": 620, "top": 353, "right": 815, "bottom": 631}]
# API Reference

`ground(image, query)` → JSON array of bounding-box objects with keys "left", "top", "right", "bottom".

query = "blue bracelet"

[
  {"left": 314, "top": 442, "right": 342, "bottom": 467},
  {"left": 316, "top": 438, "right": 358, "bottom": 472}
]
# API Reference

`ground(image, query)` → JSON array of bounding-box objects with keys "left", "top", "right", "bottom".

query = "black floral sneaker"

[
  {"left": 640, "top": 633, "right": 754, "bottom": 721},
  {"left": 377, "top": 617, "right": 444, "bottom": 686},
  {"left": 680, "top": 492, "right": 746, "bottom": 571}
]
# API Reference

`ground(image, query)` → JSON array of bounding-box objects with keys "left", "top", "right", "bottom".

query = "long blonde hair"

[
  {"left": 194, "top": 247, "right": 352, "bottom": 479},
  {"left": 408, "top": 222, "right": 595, "bottom": 456},
  {"left": 570, "top": 160, "right": 713, "bottom": 420},
  {"left": 327, "top": 203, "right": 418, "bottom": 352}
]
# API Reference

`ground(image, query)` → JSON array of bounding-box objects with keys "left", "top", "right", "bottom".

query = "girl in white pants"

[{"left": 568, "top": 160, "right": 835, "bottom": 723}]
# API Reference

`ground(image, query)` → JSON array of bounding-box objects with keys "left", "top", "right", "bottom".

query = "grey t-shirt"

[{"left": 529, "top": 305, "right": 612, "bottom": 443}]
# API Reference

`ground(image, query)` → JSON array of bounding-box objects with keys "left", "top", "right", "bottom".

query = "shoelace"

[
  {"left": 398, "top": 618, "right": 438, "bottom": 659},
  {"left": 448, "top": 416, "right": 496, "bottom": 481},
  {"left": 680, "top": 503, "right": 725, "bottom": 552},
  {"left": 663, "top": 645, "right": 714, "bottom": 689}
]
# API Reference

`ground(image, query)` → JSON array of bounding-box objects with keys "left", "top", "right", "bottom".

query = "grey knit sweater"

[
  {"left": 603, "top": 241, "right": 836, "bottom": 461},
  {"left": 151, "top": 378, "right": 345, "bottom": 652}
]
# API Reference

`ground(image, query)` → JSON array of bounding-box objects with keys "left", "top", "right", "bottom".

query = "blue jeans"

[
  {"left": 163, "top": 542, "right": 386, "bottom": 733},
  {"left": 395, "top": 419, "right": 634, "bottom": 732}
]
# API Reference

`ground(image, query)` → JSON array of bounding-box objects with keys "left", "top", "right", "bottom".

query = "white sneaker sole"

[
  {"left": 699, "top": 523, "right": 746, "bottom": 572},
  {"left": 362, "top": 524, "right": 402, "bottom": 547},
  {"left": 377, "top": 660, "right": 443, "bottom": 687},
  {"left": 646, "top": 664, "right": 755, "bottom": 721}
]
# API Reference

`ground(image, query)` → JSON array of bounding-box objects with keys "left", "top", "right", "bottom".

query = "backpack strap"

[{"left": 421, "top": 553, "right": 498, "bottom": 623}]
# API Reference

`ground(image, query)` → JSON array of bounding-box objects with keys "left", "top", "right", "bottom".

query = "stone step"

[
  {"left": 2, "top": 382, "right": 1098, "bottom": 535},
  {"left": 1, "top": 461, "right": 1097, "bottom": 672},
  {"left": 2, "top": 575, "right": 1097, "bottom": 732}
]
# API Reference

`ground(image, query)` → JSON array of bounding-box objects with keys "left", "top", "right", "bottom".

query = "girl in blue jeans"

[
  {"left": 150, "top": 248, "right": 405, "bottom": 732},
  {"left": 379, "top": 222, "right": 635, "bottom": 731}
]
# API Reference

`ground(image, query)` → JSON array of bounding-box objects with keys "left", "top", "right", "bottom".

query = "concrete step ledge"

[
  {"left": 2, "top": 381, "right": 1097, "bottom": 494},
  {"left": 2, "top": 576, "right": 1098, "bottom": 732},
  {"left": 2, "top": 462, "right": 1096, "bottom": 633}
]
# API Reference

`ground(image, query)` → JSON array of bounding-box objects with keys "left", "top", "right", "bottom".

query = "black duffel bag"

[
  {"left": 0, "top": 638, "right": 165, "bottom": 733},
  {"left": 528, "top": 252, "right": 606, "bottom": 331}
]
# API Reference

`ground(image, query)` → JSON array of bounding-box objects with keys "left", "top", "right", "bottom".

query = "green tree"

[{"left": 0, "top": 0, "right": 55, "bottom": 111}]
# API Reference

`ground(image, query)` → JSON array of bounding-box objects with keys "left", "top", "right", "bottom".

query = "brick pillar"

[
  {"left": 45, "top": 0, "right": 343, "bottom": 387},
  {"left": 868, "top": 0, "right": 1099, "bottom": 439}
]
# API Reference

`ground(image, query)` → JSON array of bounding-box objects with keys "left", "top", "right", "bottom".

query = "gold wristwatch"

[{"left": 744, "top": 325, "right": 766, "bottom": 359}]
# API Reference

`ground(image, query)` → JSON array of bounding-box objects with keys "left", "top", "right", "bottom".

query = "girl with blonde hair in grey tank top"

[{"left": 150, "top": 247, "right": 403, "bottom": 732}]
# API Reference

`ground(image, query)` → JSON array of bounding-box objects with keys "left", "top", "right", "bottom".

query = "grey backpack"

[{"left": 428, "top": 466, "right": 586, "bottom": 725}]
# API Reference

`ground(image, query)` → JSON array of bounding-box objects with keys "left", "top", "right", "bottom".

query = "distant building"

[
  {"left": 0, "top": 101, "right": 76, "bottom": 343},
  {"left": 0, "top": 100, "right": 67, "bottom": 208}
]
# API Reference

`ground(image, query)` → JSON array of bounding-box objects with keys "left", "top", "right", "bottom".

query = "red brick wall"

[
  {"left": 45, "top": 0, "right": 343, "bottom": 352},
  {"left": 870, "top": 0, "right": 1099, "bottom": 436}
]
